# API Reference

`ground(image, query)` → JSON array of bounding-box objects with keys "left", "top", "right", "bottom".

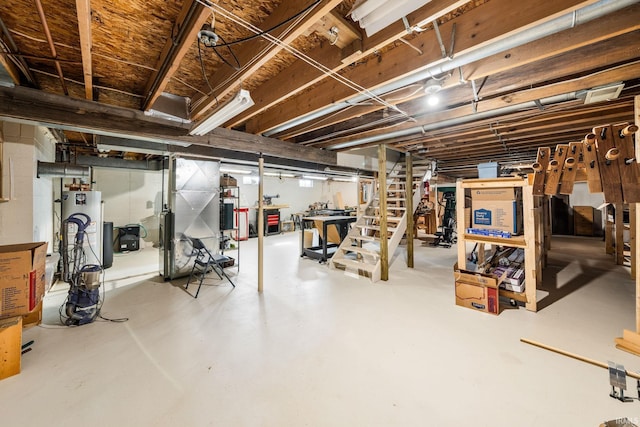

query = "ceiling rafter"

[
  {"left": 141, "top": 0, "right": 211, "bottom": 111},
  {"left": 245, "top": 0, "right": 601, "bottom": 135},
  {"left": 189, "top": 0, "right": 343, "bottom": 122},
  {"left": 34, "top": 0, "right": 67, "bottom": 95},
  {"left": 75, "top": 0, "right": 93, "bottom": 100},
  {"left": 226, "top": 0, "right": 468, "bottom": 128}
]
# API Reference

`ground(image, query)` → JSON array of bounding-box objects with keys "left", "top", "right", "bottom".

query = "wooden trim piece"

[{"left": 631, "top": 203, "right": 637, "bottom": 279}]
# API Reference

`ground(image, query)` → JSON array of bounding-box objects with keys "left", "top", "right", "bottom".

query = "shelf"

[
  {"left": 499, "top": 288, "right": 528, "bottom": 303},
  {"left": 462, "top": 234, "right": 527, "bottom": 248}
]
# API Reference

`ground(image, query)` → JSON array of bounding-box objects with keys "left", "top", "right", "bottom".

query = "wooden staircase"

[{"left": 330, "top": 162, "right": 424, "bottom": 281}]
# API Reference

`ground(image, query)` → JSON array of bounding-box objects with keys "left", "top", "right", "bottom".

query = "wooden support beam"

[
  {"left": 142, "top": 1, "right": 211, "bottom": 110},
  {"left": 378, "top": 144, "right": 388, "bottom": 281},
  {"left": 34, "top": 0, "right": 68, "bottom": 95},
  {"left": 636, "top": 203, "right": 640, "bottom": 330},
  {"left": 191, "top": 0, "right": 343, "bottom": 121},
  {"left": 522, "top": 179, "right": 537, "bottom": 312},
  {"left": 0, "top": 86, "right": 337, "bottom": 166},
  {"left": 405, "top": 153, "right": 414, "bottom": 268},
  {"left": 75, "top": 0, "right": 93, "bottom": 100},
  {"left": 615, "top": 203, "right": 624, "bottom": 265}
]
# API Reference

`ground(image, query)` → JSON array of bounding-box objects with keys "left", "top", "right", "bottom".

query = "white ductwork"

[
  {"left": 263, "top": 0, "right": 635, "bottom": 138},
  {"left": 330, "top": 92, "right": 579, "bottom": 150},
  {"left": 37, "top": 161, "right": 91, "bottom": 178}
]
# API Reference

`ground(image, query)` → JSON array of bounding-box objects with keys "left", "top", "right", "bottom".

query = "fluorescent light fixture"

[
  {"left": 332, "top": 176, "right": 356, "bottom": 182},
  {"left": 302, "top": 175, "right": 328, "bottom": 181},
  {"left": 349, "top": 0, "right": 429, "bottom": 36},
  {"left": 264, "top": 172, "right": 296, "bottom": 178},
  {"left": 189, "top": 89, "right": 255, "bottom": 136},
  {"left": 220, "top": 167, "right": 252, "bottom": 175}
]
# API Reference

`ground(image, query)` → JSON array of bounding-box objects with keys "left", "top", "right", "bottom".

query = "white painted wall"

[
  {"left": 92, "top": 167, "right": 163, "bottom": 245},
  {"left": 0, "top": 121, "right": 55, "bottom": 251},
  {"left": 236, "top": 176, "right": 358, "bottom": 227}
]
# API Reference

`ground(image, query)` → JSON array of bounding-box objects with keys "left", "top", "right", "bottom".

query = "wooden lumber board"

[
  {"left": 532, "top": 147, "right": 550, "bottom": 195},
  {"left": 559, "top": 142, "right": 581, "bottom": 194},
  {"left": 581, "top": 132, "right": 603, "bottom": 193},
  {"left": 605, "top": 204, "right": 614, "bottom": 255},
  {"left": 523, "top": 181, "right": 537, "bottom": 312},
  {"left": 611, "top": 123, "right": 640, "bottom": 203},
  {"left": 594, "top": 124, "right": 624, "bottom": 203}
]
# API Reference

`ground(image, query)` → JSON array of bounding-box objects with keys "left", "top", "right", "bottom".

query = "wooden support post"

[
  {"left": 615, "top": 203, "right": 624, "bottom": 265},
  {"left": 543, "top": 196, "right": 551, "bottom": 266},
  {"left": 523, "top": 180, "right": 537, "bottom": 312},
  {"left": 378, "top": 144, "right": 388, "bottom": 281},
  {"left": 405, "top": 153, "right": 414, "bottom": 269},
  {"left": 631, "top": 204, "right": 637, "bottom": 279},
  {"left": 456, "top": 180, "right": 466, "bottom": 269},
  {"left": 258, "top": 156, "right": 264, "bottom": 293},
  {"left": 605, "top": 204, "right": 614, "bottom": 255}
]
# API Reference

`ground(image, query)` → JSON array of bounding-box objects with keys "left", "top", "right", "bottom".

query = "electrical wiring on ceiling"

[
  {"left": 195, "top": 0, "right": 414, "bottom": 122},
  {"left": 194, "top": 1, "right": 321, "bottom": 102}
]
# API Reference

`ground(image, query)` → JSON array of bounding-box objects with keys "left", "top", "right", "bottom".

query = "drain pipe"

[
  {"left": 329, "top": 92, "right": 579, "bottom": 150},
  {"left": 263, "top": 0, "right": 635, "bottom": 137},
  {"left": 37, "top": 161, "right": 91, "bottom": 178}
]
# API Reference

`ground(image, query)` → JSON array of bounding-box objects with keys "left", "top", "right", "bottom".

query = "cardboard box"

[
  {"left": 454, "top": 269, "right": 499, "bottom": 315},
  {"left": 471, "top": 188, "right": 520, "bottom": 201},
  {"left": 471, "top": 188, "right": 523, "bottom": 235},
  {"left": 22, "top": 301, "right": 43, "bottom": 329},
  {"left": 0, "top": 242, "right": 47, "bottom": 319},
  {"left": 0, "top": 316, "right": 22, "bottom": 380}
]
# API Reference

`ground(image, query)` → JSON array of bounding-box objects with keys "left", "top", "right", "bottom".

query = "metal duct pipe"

[
  {"left": 263, "top": 0, "right": 635, "bottom": 137},
  {"left": 37, "top": 161, "right": 91, "bottom": 178},
  {"left": 329, "top": 92, "right": 578, "bottom": 150}
]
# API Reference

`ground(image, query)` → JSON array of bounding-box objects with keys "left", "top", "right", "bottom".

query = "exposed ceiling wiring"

[{"left": 196, "top": 0, "right": 413, "bottom": 122}]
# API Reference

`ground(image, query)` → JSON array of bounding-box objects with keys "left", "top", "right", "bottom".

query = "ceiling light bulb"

[{"left": 427, "top": 95, "right": 440, "bottom": 106}]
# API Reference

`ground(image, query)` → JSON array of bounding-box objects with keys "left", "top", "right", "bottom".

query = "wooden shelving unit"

[{"left": 456, "top": 177, "right": 544, "bottom": 312}]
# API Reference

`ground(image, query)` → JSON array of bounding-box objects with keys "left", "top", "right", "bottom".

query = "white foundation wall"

[
  {"left": 0, "top": 121, "right": 55, "bottom": 250},
  {"left": 237, "top": 176, "right": 358, "bottom": 226},
  {"left": 92, "top": 167, "right": 163, "bottom": 245}
]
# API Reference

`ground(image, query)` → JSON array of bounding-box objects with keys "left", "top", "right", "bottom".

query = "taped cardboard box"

[
  {"left": 0, "top": 242, "right": 47, "bottom": 320},
  {"left": 0, "top": 316, "right": 22, "bottom": 380},
  {"left": 471, "top": 188, "right": 523, "bottom": 235},
  {"left": 454, "top": 268, "right": 499, "bottom": 315}
]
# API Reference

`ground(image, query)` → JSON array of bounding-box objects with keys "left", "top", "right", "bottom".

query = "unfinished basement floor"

[{"left": 1, "top": 233, "right": 638, "bottom": 426}]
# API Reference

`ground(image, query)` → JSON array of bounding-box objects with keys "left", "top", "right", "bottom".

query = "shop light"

[
  {"left": 302, "top": 175, "right": 328, "bottom": 181},
  {"left": 349, "top": 0, "right": 429, "bottom": 36},
  {"left": 189, "top": 89, "right": 255, "bottom": 136},
  {"left": 220, "top": 167, "right": 252, "bottom": 175}
]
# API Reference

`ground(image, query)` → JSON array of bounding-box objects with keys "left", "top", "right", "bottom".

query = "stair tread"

[
  {"left": 362, "top": 215, "right": 402, "bottom": 221},
  {"left": 331, "top": 257, "right": 377, "bottom": 272},
  {"left": 356, "top": 224, "right": 398, "bottom": 231},
  {"left": 350, "top": 235, "right": 380, "bottom": 242},
  {"left": 339, "top": 246, "right": 380, "bottom": 257}
]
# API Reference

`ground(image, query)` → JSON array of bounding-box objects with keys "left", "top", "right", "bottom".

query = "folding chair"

[{"left": 185, "top": 237, "right": 235, "bottom": 298}]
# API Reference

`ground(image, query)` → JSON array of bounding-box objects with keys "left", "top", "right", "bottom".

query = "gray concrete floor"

[{"left": 2, "top": 233, "right": 639, "bottom": 426}]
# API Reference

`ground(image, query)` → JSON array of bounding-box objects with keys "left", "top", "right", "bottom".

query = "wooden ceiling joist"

[
  {"left": 246, "top": 0, "right": 602, "bottom": 135},
  {"left": 75, "top": 0, "right": 93, "bottom": 100},
  {"left": 141, "top": 0, "right": 211, "bottom": 111},
  {"left": 34, "top": 0, "right": 67, "bottom": 95},
  {"left": 189, "top": 0, "right": 343, "bottom": 122}
]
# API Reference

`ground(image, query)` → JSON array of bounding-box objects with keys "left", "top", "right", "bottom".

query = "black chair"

[{"left": 185, "top": 237, "right": 235, "bottom": 298}]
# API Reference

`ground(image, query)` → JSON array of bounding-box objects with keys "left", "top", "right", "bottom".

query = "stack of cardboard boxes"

[{"left": 0, "top": 242, "right": 47, "bottom": 380}]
